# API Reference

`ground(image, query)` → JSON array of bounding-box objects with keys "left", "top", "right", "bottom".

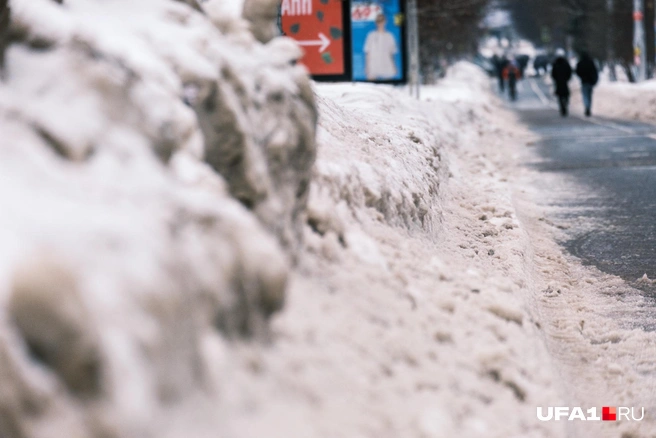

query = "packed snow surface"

[{"left": 568, "top": 71, "right": 656, "bottom": 123}]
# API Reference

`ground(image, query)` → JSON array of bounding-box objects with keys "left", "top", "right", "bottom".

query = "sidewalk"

[{"left": 505, "top": 76, "right": 656, "bottom": 438}]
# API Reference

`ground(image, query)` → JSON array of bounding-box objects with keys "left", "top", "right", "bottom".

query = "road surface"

[{"left": 511, "top": 77, "right": 656, "bottom": 330}]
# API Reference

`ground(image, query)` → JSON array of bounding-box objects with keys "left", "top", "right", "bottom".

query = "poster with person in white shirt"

[
  {"left": 365, "top": 14, "right": 398, "bottom": 80},
  {"left": 351, "top": 1, "right": 405, "bottom": 82}
]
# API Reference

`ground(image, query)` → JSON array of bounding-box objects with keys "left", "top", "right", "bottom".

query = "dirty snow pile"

[
  {"left": 0, "top": 0, "right": 315, "bottom": 436},
  {"left": 213, "top": 63, "right": 565, "bottom": 437}
]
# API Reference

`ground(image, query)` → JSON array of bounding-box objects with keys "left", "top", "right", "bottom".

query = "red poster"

[{"left": 281, "top": 0, "right": 347, "bottom": 77}]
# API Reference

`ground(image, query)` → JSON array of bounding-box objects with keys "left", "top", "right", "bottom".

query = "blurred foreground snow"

[{"left": 1, "top": 0, "right": 312, "bottom": 435}]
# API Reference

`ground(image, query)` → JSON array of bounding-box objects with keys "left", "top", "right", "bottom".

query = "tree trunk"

[
  {"left": 0, "top": 0, "right": 9, "bottom": 74},
  {"left": 623, "top": 61, "right": 636, "bottom": 82},
  {"left": 646, "top": 0, "right": 655, "bottom": 78},
  {"left": 608, "top": 61, "right": 618, "bottom": 81}
]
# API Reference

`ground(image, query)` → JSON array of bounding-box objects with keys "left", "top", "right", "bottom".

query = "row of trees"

[
  {"left": 413, "top": 0, "right": 653, "bottom": 81},
  {"left": 505, "top": 0, "right": 652, "bottom": 80},
  {"left": 417, "top": 0, "right": 492, "bottom": 78}
]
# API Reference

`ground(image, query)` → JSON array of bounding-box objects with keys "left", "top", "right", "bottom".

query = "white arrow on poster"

[{"left": 297, "top": 33, "right": 331, "bottom": 53}]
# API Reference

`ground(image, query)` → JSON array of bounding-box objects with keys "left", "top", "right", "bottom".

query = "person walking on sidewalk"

[
  {"left": 493, "top": 54, "right": 509, "bottom": 93},
  {"left": 576, "top": 52, "right": 599, "bottom": 117},
  {"left": 551, "top": 49, "right": 572, "bottom": 116},
  {"left": 502, "top": 59, "right": 522, "bottom": 101}
]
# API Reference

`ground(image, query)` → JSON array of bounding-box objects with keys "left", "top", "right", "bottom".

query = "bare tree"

[
  {"left": 505, "top": 0, "right": 644, "bottom": 81},
  {"left": 417, "top": 0, "right": 491, "bottom": 77},
  {"left": 0, "top": 0, "right": 8, "bottom": 74},
  {"left": 507, "top": 0, "right": 568, "bottom": 50}
]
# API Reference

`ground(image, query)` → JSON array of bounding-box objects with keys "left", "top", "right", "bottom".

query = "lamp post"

[
  {"left": 407, "top": 0, "right": 420, "bottom": 98},
  {"left": 634, "top": 0, "right": 647, "bottom": 81}
]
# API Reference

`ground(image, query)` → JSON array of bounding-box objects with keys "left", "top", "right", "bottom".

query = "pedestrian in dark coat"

[
  {"left": 494, "top": 55, "right": 509, "bottom": 93},
  {"left": 502, "top": 60, "right": 522, "bottom": 101},
  {"left": 533, "top": 54, "right": 549, "bottom": 76},
  {"left": 576, "top": 52, "right": 599, "bottom": 117},
  {"left": 551, "top": 51, "right": 572, "bottom": 116}
]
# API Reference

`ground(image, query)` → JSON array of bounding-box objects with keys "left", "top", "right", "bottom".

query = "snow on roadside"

[
  {"left": 569, "top": 76, "right": 656, "bottom": 122},
  {"left": 511, "top": 176, "right": 656, "bottom": 438},
  {"left": 214, "top": 63, "right": 564, "bottom": 437},
  {"left": 505, "top": 89, "right": 656, "bottom": 438}
]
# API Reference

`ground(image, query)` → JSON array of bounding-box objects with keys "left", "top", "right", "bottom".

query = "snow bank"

[
  {"left": 310, "top": 83, "right": 446, "bottom": 237},
  {"left": 212, "top": 63, "right": 563, "bottom": 437},
  {"left": 0, "top": 0, "right": 315, "bottom": 436},
  {"left": 307, "top": 62, "right": 495, "bottom": 240},
  {"left": 570, "top": 77, "right": 656, "bottom": 122}
]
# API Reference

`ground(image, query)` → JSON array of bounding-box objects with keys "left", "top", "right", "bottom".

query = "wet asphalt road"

[{"left": 511, "top": 78, "right": 656, "bottom": 319}]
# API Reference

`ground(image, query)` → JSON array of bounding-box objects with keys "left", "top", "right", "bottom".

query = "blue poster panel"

[{"left": 351, "top": 0, "right": 405, "bottom": 82}]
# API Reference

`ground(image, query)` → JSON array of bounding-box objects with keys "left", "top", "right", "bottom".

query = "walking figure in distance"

[
  {"left": 503, "top": 59, "right": 522, "bottom": 101},
  {"left": 493, "top": 54, "right": 508, "bottom": 93},
  {"left": 576, "top": 52, "right": 599, "bottom": 117},
  {"left": 533, "top": 54, "right": 549, "bottom": 76},
  {"left": 551, "top": 49, "right": 572, "bottom": 116}
]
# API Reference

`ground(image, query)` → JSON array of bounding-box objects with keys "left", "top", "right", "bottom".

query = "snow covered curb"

[
  {"left": 506, "top": 98, "right": 656, "bottom": 438},
  {"left": 569, "top": 78, "right": 656, "bottom": 123}
]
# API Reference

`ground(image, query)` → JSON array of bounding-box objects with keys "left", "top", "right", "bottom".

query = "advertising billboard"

[
  {"left": 351, "top": 0, "right": 406, "bottom": 82},
  {"left": 280, "top": 0, "right": 351, "bottom": 81}
]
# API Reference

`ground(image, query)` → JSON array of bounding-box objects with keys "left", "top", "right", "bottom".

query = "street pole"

[
  {"left": 407, "top": 0, "right": 420, "bottom": 99},
  {"left": 607, "top": 0, "right": 616, "bottom": 80},
  {"left": 648, "top": 0, "right": 655, "bottom": 78},
  {"left": 634, "top": 0, "right": 647, "bottom": 81}
]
